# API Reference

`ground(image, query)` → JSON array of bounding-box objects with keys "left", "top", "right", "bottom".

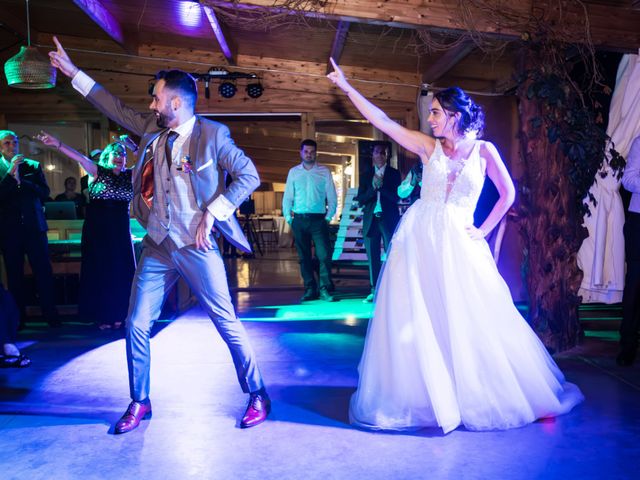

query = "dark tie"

[
  {"left": 140, "top": 130, "right": 178, "bottom": 209},
  {"left": 165, "top": 130, "right": 179, "bottom": 168},
  {"left": 140, "top": 146, "right": 155, "bottom": 209}
]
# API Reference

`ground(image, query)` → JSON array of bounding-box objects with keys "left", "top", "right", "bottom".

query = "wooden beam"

[
  {"left": 421, "top": 41, "right": 475, "bottom": 84},
  {"left": 72, "top": 0, "right": 135, "bottom": 53},
  {"left": 214, "top": 0, "right": 529, "bottom": 36},
  {"left": 214, "top": 0, "right": 640, "bottom": 52},
  {"left": 202, "top": 3, "right": 238, "bottom": 66},
  {"left": 301, "top": 113, "right": 315, "bottom": 140},
  {"left": 244, "top": 147, "right": 345, "bottom": 165},
  {"left": 232, "top": 131, "right": 356, "bottom": 156},
  {"left": 326, "top": 20, "right": 350, "bottom": 74}
]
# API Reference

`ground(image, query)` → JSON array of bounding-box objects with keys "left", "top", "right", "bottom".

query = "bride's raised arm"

[{"left": 327, "top": 58, "right": 434, "bottom": 159}]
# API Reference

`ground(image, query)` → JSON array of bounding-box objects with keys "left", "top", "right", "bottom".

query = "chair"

[{"left": 256, "top": 216, "right": 279, "bottom": 251}]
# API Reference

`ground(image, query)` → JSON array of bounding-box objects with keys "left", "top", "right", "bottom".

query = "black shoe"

[
  {"left": 319, "top": 288, "right": 334, "bottom": 302},
  {"left": 616, "top": 350, "right": 636, "bottom": 367},
  {"left": 301, "top": 289, "right": 318, "bottom": 302}
]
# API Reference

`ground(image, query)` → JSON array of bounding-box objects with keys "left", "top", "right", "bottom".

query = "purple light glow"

[
  {"left": 203, "top": 5, "right": 233, "bottom": 62},
  {"left": 178, "top": 0, "right": 202, "bottom": 28}
]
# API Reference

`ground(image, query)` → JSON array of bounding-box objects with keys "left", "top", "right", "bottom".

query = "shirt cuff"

[
  {"left": 71, "top": 70, "right": 96, "bottom": 97},
  {"left": 207, "top": 194, "right": 236, "bottom": 221}
]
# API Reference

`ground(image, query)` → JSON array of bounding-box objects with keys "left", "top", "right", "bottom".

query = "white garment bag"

[{"left": 578, "top": 52, "right": 640, "bottom": 303}]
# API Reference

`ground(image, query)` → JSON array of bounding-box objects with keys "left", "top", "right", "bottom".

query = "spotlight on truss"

[
  {"left": 219, "top": 81, "right": 237, "bottom": 98},
  {"left": 246, "top": 83, "right": 263, "bottom": 99}
]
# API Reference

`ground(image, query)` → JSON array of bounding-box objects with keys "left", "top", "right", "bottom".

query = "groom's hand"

[
  {"left": 49, "top": 36, "right": 79, "bottom": 78},
  {"left": 196, "top": 210, "right": 216, "bottom": 251}
]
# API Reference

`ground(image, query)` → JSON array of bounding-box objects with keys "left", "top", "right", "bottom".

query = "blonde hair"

[{"left": 98, "top": 142, "right": 126, "bottom": 168}]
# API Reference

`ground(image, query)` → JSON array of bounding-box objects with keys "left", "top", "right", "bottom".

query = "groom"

[{"left": 49, "top": 37, "right": 270, "bottom": 433}]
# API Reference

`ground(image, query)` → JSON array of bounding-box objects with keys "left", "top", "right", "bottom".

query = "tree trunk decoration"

[
  {"left": 517, "top": 86, "right": 585, "bottom": 352},
  {"left": 515, "top": 44, "right": 623, "bottom": 353}
]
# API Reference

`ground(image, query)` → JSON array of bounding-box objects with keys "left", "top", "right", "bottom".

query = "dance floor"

[{"left": 1, "top": 254, "right": 638, "bottom": 480}]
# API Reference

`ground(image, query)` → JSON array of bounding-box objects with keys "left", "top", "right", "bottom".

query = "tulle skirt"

[{"left": 349, "top": 199, "right": 584, "bottom": 434}]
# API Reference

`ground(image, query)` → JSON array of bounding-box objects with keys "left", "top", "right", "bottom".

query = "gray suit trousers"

[{"left": 125, "top": 235, "right": 264, "bottom": 401}]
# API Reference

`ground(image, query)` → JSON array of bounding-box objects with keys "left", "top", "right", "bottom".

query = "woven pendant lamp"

[{"left": 4, "top": 0, "right": 56, "bottom": 89}]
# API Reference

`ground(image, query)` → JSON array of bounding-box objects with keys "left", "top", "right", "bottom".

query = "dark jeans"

[
  {"left": 0, "top": 284, "right": 19, "bottom": 345},
  {"left": 620, "top": 212, "right": 640, "bottom": 355},
  {"left": 364, "top": 215, "right": 394, "bottom": 292},
  {"left": 1, "top": 228, "right": 57, "bottom": 324},
  {"left": 291, "top": 214, "right": 332, "bottom": 291}
]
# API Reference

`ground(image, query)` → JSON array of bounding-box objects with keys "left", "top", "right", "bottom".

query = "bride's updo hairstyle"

[{"left": 434, "top": 87, "right": 485, "bottom": 138}]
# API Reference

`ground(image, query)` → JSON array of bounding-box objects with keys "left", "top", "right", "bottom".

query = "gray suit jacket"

[{"left": 85, "top": 84, "right": 259, "bottom": 252}]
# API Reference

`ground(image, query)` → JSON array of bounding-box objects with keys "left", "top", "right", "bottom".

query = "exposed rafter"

[
  {"left": 212, "top": 0, "right": 640, "bottom": 53},
  {"left": 72, "top": 0, "right": 123, "bottom": 44},
  {"left": 202, "top": 3, "right": 237, "bottom": 66},
  {"left": 421, "top": 40, "right": 475, "bottom": 85},
  {"left": 326, "top": 21, "right": 350, "bottom": 74}
]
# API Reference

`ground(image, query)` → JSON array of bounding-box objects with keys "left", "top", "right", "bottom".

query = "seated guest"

[
  {"left": 37, "top": 132, "right": 135, "bottom": 330},
  {"left": 0, "top": 282, "right": 31, "bottom": 368},
  {"left": 0, "top": 130, "right": 59, "bottom": 328},
  {"left": 54, "top": 176, "right": 86, "bottom": 218}
]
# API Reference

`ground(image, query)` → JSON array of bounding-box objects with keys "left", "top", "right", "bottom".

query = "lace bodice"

[{"left": 421, "top": 139, "right": 486, "bottom": 214}]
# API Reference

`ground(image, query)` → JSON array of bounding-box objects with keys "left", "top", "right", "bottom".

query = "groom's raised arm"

[{"left": 49, "top": 36, "right": 151, "bottom": 137}]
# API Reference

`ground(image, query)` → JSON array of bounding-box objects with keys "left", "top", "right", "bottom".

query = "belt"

[{"left": 293, "top": 213, "right": 325, "bottom": 218}]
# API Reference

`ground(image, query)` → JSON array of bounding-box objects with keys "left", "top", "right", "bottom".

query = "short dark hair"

[
  {"left": 155, "top": 70, "right": 198, "bottom": 109},
  {"left": 64, "top": 176, "right": 76, "bottom": 185},
  {"left": 371, "top": 141, "right": 391, "bottom": 160},
  {"left": 300, "top": 139, "right": 317, "bottom": 150}
]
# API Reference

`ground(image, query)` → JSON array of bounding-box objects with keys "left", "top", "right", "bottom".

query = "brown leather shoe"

[
  {"left": 114, "top": 400, "right": 152, "bottom": 434},
  {"left": 240, "top": 392, "right": 271, "bottom": 428}
]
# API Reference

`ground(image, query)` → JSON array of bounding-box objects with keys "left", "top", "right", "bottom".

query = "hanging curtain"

[{"left": 577, "top": 52, "right": 640, "bottom": 303}]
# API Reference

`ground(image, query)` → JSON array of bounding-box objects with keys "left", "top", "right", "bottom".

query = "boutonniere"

[{"left": 178, "top": 155, "right": 193, "bottom": 173}]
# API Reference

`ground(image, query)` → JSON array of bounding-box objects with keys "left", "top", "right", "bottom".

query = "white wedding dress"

[{"left": 349, "top": 140, "right": 584, "bottom": 434}]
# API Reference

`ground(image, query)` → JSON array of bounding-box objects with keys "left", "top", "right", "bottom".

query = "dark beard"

[{"left": 155, "top": 107, "right": 174, "bottom": 128}]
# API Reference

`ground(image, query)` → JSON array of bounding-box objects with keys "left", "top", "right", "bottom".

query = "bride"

[{"left": 327, "top": 59, "right": 584, "bottom": 434}]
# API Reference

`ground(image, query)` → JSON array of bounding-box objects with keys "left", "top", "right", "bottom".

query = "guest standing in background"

[
  {"left": 356, "top": 141, "right": 400, "bottom": 302},
  {"left": 283, "top": 139, "right": 337, "bottom": 302},
  {"left": 37, "top": 132, "right": 135, "bottom": 330},
  {"left": 0, "top": 130, "right": 59, "bottom": 328}
]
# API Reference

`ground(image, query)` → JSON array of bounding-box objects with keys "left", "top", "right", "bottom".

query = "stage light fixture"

[
  {"left": 219, "top": 81, "right": 237, "bottom": 98},
  {"left": 246, "top": 83, "right": 263, "bottom": 99}
]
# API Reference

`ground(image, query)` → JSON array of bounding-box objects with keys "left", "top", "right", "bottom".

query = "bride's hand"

[
  {"left": 466, "top": 225, "right": 486, "bottom": 240},
  {"left": 327, "top": 57, "right": 351, "bottom": 92}
]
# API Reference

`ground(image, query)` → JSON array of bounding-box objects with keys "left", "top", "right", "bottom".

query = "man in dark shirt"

[{"left": 0, "top": 130, "right": 59, "bottom": 327}]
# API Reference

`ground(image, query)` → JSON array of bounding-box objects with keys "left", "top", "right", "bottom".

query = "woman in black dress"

[{"left": 37, "top": 132, "right": 135, "bottom": 330}]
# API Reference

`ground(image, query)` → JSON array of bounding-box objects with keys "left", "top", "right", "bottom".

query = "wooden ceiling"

[{"left": 1, "top": 0, "right": 639, "bottom": 183}]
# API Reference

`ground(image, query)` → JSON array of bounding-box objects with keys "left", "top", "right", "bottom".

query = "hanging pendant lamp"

[{"left": 4, "top": 0, "right": 56, "bottom": 89}]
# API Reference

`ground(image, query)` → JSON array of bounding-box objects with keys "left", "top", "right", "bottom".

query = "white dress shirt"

[
  {"left": 373, "top": 164, "right": 386, "bottom": 215},
  {"left": 624, "top": 136, "right": 640, "bottom": 214},
  {"left": 282, "top": 162, "right": 337, "bottom": 222}
]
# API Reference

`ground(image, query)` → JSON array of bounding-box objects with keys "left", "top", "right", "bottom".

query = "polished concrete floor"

[{"left": 1, "top": 251, "right": 639, "bottom": 480}]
